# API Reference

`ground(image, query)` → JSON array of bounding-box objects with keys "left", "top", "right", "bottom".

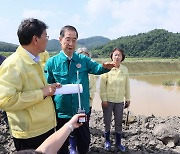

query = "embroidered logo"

[{"left": 76, "top": 63, "right": 81, "bottom": 68}]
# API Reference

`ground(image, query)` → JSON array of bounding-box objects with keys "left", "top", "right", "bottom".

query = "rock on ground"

[{"left": 0, "top": 110, "right": 180, "bottom": 154}]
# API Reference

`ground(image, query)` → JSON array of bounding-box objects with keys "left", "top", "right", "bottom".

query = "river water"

[{"left": 92, "top": 74, "right": 180, "bottom": 117}]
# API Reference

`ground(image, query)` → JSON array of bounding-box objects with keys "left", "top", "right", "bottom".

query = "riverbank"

[
  {"left": 88, "top": 111, "right": 180, "bottom": 154},
  {"left": 1, "top": 110, "right": 180, "bottom": 154},
  {"left": 95, "top": 58, "right": 180, "bottom": 76}
]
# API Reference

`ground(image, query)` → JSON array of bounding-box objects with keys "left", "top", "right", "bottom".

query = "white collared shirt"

[
  {"left": 62, "top": 50, "right": 72, "bottom": 60},
  {"left": 25, "top": 50, "right": 40, "bottom": 63}
]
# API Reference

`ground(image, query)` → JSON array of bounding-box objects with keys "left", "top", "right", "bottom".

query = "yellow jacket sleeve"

[
  {"left": 100, "top": 73, "right": 108, "bottom": 102},
  {"left": 0, "top": 64, "right": 44, "bottom": 111},
  {"left": 125, "top": 73, "right": 130, "bottom": 101},
  {"left": 39, "top": 51, "right": 50, "bottom": 68},
  {"left": 89, "top": 74, "right": 96, "bottom": 106}
]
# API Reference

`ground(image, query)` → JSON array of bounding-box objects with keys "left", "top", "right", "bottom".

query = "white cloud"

[
  {"left": 0, "top": 17, "right": 10, "bottom": 29},
  {"left": 22, "top": 9, "right": 55, "bottom": 20},
  {"left": 162, "top": 0, "right": 180, "bottom": 32},
  {"left": 1, "top": 0, "right": 180, "bottom": 44},
  {"left": 71, "top": 14, "right": 90, "bottom": 26},
  {"left": 92, "top": 0, "right": 180, "bottom": 39},
  {"left": 86, "top": 0, "right": 112, "bottom": 19},
  {"left": 0, "top": 17, "right": 18, "bottom": 44},
  {"left": 21, "top": 9, "right": 65, "bottom": 41},
  {"left": 47, "top": 28, "right": 60, "bottom": 40}
]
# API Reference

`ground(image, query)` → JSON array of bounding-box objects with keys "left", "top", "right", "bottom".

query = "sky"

[{"left": 0, "top": 0, "right": 180, "bottom": 45}]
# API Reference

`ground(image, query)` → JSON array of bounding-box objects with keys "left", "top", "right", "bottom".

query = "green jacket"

[{"left": 45, "top": 51, "right": 109, "bottom": 118}]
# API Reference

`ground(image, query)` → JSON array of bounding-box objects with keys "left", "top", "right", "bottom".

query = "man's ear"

[
  {"left": 59, "top": 36, "right": 62, "bottom": 44},
  {"left": 32, "top": 35, "right": 38, "bottom": 45}
]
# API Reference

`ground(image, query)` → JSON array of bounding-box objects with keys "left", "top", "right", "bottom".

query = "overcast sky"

[{"left": 0, "top": 0, "right": 180, "bottom": 44}]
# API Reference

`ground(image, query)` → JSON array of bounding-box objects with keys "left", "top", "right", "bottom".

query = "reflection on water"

[
  {"left": 130, "top": 74, "right": 180, "bottom": 86},
  {"left": 130, "top": 79, "right": 180, "bottom": 117},
  {"left": 92, "top": 74, "right": 180, "bottom": 117}
]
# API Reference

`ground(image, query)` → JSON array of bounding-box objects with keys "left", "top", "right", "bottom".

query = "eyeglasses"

[{"left": 46, "top": 36, "right": 49, "bottom": 39}]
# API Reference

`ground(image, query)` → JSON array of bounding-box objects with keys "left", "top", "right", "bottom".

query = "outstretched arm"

[
  {"left": 102, "top": 62, "right": 115, "bottom": 69},
  {"left": 36, "top": 114, "right": 84, "bottom": 154}
]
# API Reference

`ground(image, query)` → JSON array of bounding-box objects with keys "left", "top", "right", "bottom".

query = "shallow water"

[{"left": 92, "top": 74, "right": 180, "bottom": 117}]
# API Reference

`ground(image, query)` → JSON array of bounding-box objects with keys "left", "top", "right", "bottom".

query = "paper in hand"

[{"left": 54, "top": 84, "right": 83, "bottom": 95}]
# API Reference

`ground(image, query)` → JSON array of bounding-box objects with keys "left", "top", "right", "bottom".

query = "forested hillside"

[
  {"left": 0, "top": 36, "right": 110, "bottom": 53},
  {"left": 46, "top": 39, "right": 61, "bottom": 52},
  {"left": 90, "top": 29, "right": 180, "bottom": 58},
  {"left": 0, "top": 42, "right": 18, "bottom": 52},
  {"left": 1, "top": 29, "right": 180, "bottom": 58},
  {"left": 46, "top": 36, "right": 111, "bottom": 52},
  {"left": 77, "top": 36, "right": 111, "bottom": 49}
]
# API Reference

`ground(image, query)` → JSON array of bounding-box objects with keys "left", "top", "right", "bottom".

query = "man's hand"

[
  {"left": 102, "top": 62, "right": 115, "bottom": 69},
  {"left": 42, "top": 83, "right": 61, "bottom": 97}
]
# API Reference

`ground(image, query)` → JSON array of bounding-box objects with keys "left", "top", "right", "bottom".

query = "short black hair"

[
  {"left": 17, "top": 18, "right": 48, "bottom": 45},
  {"left": 110, "top": 48, "right": 125, "bottom": 62},
  {"left": 60, "top": 25, "right": 78, "bottom": 39}
]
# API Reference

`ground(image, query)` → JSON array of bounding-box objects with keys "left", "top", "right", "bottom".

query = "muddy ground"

[{"left": 0, "top": 110, "right": 180, "bottom": 154}]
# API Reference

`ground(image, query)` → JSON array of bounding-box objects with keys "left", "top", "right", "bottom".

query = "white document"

[{"left": 54, "top": 84, "right": 83, "bottom": 95}]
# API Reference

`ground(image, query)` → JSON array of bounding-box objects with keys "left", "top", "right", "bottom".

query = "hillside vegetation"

[
  {"left": 90, "top": 29, "right": 180, "bottom": 58},
  {"left": 77, "top": 36, "right": 111, "bottom": 49},
  {"left": 0, "top": 29, "right": 180, "bottom": 58},
  {"left": 46, "top": 36, "right": 110, "bottom": 52},
  {"left": 0, "top": 42, "right": 18, "bottom": 52}
]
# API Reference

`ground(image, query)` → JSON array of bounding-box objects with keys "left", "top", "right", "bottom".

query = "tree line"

[
  {"left": 1, "top": 29, "right": 180, "bottom": 58},
  {"left": 90, "top": 29, "right": 180, "bottom": 58}
]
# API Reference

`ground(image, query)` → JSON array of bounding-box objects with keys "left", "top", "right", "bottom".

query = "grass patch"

[
  {"left": 0, "top": 52, "right": 13, "bottom": 57},
  {"left": 176, "top": 79, "right": 180, "bottom": 86},
  {"left": 49, "top": 52, "right": 59, "bottom": 57},
  {"left": 94, "top": 57, "right": 179, "bottom": 63},
  {"left": 162, "top": 80, "right": 175, "bottom": 86}
]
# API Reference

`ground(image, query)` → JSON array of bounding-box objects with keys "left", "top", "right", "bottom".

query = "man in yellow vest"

[{"left": 0, "top": 18, "right": 61, "bottom": 151}]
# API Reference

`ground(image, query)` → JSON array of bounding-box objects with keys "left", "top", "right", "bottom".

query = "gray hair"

[
  {"left": 77, "top": 47, "right": 91, "bottom": 57},
  {"left": 77, "top": 47, "right": 88, "bottom": 53}
]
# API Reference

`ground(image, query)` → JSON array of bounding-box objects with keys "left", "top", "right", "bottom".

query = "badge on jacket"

[{"left": 76, "top": 63, "right": 81, "bottom": 68}]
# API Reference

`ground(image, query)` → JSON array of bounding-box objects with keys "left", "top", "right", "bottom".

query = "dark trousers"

[
  {"left": 13, "top": 128, "right": 55, "bottom": 151},
  {"left": 102, "top": 102, "right": 124, "bottom": 134},
  {"left": 57, "top": 113, "right": 91, "bottom": 154}
]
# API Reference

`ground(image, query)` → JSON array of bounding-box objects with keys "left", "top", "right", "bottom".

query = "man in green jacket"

[
  {"left": 45, "top": 25, "right": 115, "bottom": 154},
  {"left": 0, "top": 18, "right": 61, "bottom": 151}
]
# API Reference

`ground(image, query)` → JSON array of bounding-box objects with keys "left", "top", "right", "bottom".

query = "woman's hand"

[
  {"left": 124, "top": 101, "right": 130, "bottom": 109},
  {"left": 101, "top": 101, "right": 109, "bottom": 108},
  {"left": 68, "top": 114, "right": 85, "bottom": 129}
]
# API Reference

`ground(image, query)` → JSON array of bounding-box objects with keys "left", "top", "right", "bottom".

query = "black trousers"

[
  {"left": 57, "top": 113, "right": 90, "bottom": 154},
  {"left": 13, "top": 128, "right": 55, "bottom": 151}
]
